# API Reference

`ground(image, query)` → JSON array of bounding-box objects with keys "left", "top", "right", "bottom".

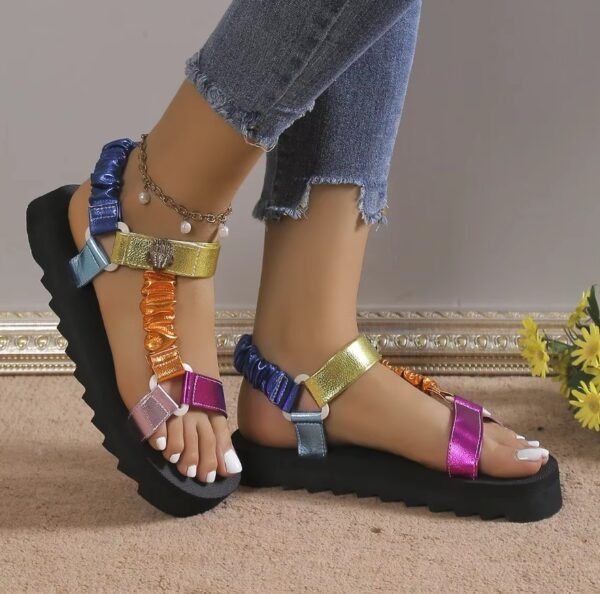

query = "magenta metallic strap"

[
  {"left": 182, "top": 371, "right": 228, "bottom": 417},
  {"left": 446, "top": 395, "right": 484, "bottom": 480}
]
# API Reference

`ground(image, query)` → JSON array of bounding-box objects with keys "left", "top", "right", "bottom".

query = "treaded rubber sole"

[
  {"left": 27, "top": 186, "right": 239, "bottom": 517},
  {"left": 232, "top": 430, "right": 562, "bottom": 523}
]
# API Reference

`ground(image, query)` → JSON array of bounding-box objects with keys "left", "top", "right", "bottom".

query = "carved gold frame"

[{"left": 0, "top": 310, "right": 568, "bottom": 375}]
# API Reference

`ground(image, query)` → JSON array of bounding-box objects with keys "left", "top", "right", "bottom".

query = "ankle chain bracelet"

[{"left": 137, "top": 134, "right": 232, "bottom": 237}]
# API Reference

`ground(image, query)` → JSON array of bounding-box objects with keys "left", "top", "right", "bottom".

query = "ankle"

[
  {"left": 119, "top": 148, "right": 221, "bottom": 243},
  {"left": 252, "top": 312, "right": 359, "bottom": 376}
]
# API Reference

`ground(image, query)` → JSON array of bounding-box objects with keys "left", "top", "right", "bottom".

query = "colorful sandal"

[
  {"left": 232, "top": 334, "right": 562, "bottom": 522},
  {"left": 26, "top": 139, "right": 239, "bottom": 517}
]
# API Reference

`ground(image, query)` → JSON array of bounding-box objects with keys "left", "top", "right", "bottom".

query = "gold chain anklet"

[{"left": 137, "top": 133, "right": 232, "bottom": 236}]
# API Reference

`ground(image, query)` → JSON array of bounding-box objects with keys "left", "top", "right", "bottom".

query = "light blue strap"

[
  {"left": 289, "top": 411, "right": 327, "bottom": 458},
  {"left": 69, "top": 235, "right": 110, "bottom": 288}
]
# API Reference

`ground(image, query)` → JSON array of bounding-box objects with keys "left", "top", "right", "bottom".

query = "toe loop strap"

[
  {"left": 447, "top": 395, "right": 484, "bottom": 480},
  {"left": 181, "top": 371, "right": 227, "bottom": 417},
  {"left": 129, "top": 384, "right": 179, "bottom": 441}
]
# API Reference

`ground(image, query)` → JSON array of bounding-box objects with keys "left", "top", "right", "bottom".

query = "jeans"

[{"left": 185, "top": 0, "right": 421, "bottom": 225}]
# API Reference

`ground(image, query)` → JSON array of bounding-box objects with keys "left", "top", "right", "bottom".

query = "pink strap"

[
  {"left": 128, "top": 384, "right": 179, "bottom": 441},
  {"left": 447, "top": 395, "right": 484, "bottom": 479},
  {"left": 181, "top": 371, "right": 227, "bottom": 417}
]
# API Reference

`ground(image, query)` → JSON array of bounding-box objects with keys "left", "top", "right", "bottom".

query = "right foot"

[
  {"left": 237, "top": 328, "right": 550, "bottom": 479},
  {"left": 68, "top": 149, "right": 242, "bottom": 482}
]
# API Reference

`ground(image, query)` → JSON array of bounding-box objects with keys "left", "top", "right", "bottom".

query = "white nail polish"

[
  {"left": 483, "top": 408, "right": 492, "bottom": 417},
  {"left": 206, "top": 470, "right": 216, "bottom": 483},
  {"left": 516, "top": 435, "right": 525, "bottom": 440},
  {"left": 516, "top": 448, "right": 549, "bottom": 461},
  {"left": 155, "top": 436, "right": 167, "bottom": 451},
  {"left": 224, "top": 448, "right": 243, "bottom": 474},
  {"left": 169, "top": 453, "right": 181, "bottom": 464},
  {"left": 186, "top": 465, "right": 197, "bottom": 478},
  {"left": 527, "top": 440, "right": 540, "bottom": 447}
]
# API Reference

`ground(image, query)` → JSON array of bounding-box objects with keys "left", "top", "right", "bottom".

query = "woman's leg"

[
  {"left": 68, "top": 0, "right": 419, "bottom": 481},
  {"left": 239, "top": 1, "right": 550, "bottom": 478}
]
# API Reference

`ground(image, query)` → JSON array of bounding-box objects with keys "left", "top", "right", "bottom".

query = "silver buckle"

[
  {"left": 281, "top": 373, "right": 330, "bottom": 421},
  {"left": 84, "top": 221, "right": 129, "bottom": 272}
]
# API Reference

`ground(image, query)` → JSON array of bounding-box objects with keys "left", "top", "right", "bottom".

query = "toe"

[
  {"left": 488, "top": 423, "right": 545, "bottom": 452},
  {"left": 196, "top": 415, "right": 218, "bottom": 483},
  {"left": 210, "top": 414, "right": 240, "bottom": 477},
  {"left": 178, "top": 416, "right": 199, "bottom": 478},
  {"left": 480, "top": 438, "right": 547, "bottom": 478},
  {"left": 164, "top": 416, "right": 184, "bottom": 464},
  {"left": 149, "top": 423, "right": 168, "bottom": 452}
]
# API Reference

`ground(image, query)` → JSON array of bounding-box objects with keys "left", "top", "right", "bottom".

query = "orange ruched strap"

[{"left": 140, "top": 270, "right": 185, "bottom": 381}]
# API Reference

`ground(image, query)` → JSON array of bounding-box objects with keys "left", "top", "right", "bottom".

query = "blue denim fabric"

[{"left": 186, "top": 0, "right": 421, "bottom": 224}]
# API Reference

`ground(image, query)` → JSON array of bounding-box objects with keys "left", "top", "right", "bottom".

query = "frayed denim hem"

[
  {"left": 186, "top": 51, "right": 316, "bottom": 152},
  {"left": 186, "top": 51, "right": 276, "bottom": 151},
  {"left": 253, "top": 176, "right": 388, "bottom": 226}
]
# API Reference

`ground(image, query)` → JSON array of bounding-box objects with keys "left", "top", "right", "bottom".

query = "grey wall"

[{"left": 2, "top": 1, "right": 599, "bottom": 312}]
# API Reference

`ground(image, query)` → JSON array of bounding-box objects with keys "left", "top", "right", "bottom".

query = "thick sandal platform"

[
  {"left": 26, "top": 140, "right": 239, "bottom": 517},
  {"left": 232, "top": 334, "right": 562, "bottom": 523}
]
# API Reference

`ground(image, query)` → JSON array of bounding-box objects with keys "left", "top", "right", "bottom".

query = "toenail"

[
  {"left": 527, "top": 440, "right": 540, "bottom": 447},
  {"left": 224, "top": 448, "right": 243, "bottom": 474},
  {"left": 186, "top": 465, "right": 197, "bottom": 478},
  {"left": 516, "top": 435, "right": 525, "bottom": 440},
  {"left": 206, "top": 470, "right": 216, "bottom": 483},
  {"left": 516, "top": 448, "right": 549, "bottom": 461},
  {"left": 155, "top": 436, "right": 167, "bottom": 451},
  {"left": 169, "top": 453, "right": 181, "bottom": 464}
]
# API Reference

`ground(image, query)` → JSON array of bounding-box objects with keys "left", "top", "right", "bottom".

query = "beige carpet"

[{"left": 1, "top": 374, "right": 599, "bottom": 593}]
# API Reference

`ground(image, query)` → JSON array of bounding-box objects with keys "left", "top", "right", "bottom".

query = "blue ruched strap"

[
  {"left": 88, "top": 138, "right": 137, "bottom": 236},
  {"left": 234, "top": 334, "right": 302, "bottom": 414}
]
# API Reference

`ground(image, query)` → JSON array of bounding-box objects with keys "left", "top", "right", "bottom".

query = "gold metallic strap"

[
  {"left": 110, "top": 230, "right": 220, "bottom": 278},
  {"left": 304, "top": 336, "right": 381, "bottom": 408}
]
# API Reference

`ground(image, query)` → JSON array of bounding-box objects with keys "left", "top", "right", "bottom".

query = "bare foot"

[
  {"left": 238, "top": 332, "right": 549, "bottom": 479},
  {"left": 68, "top": 151, "right": 242, "bottom": 482}
]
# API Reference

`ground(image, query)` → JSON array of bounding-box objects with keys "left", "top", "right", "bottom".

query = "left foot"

[{"left": 68, "top": 151, "right": 241, "bottom": 481}]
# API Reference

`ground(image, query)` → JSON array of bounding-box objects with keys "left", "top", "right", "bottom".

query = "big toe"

[
  {"left": 211, "top": 414, "right": 242, "bottom": 477},
  {"left": 480, "top": 439, "right": 548, "bottom": 478}
]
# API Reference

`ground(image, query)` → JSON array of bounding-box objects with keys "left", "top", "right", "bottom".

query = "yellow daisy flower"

[
  {"left": 567, "top": 290, "right": 590, "bottom": 328},
  {"left": 570, "top": 381, "right": 600, "bottom": 431},
  {"left": 522, "top": 335, "right": 550, "bottom": 378},
  {"left": 585, "top": 362, "right": 600, "bottom": 390},
  {"left": 572, "top": 324, "right": 600, "bottom": 368},
  {"left": 518, "top": 317, "right": 540, "bottom": 351}
]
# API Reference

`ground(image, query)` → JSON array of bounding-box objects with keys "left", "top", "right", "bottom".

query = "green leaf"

[
  {"left": 587, "top": 284, "right": 600, "bottom": 326},
  {"left": 544, "top": 338, "right": 571, "bottom": 354},
  {"left": 567, "top": 365, "right": 595, "bottom": 391}
]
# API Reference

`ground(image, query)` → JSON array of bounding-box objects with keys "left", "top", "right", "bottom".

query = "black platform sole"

[
  {"left": 232, "top": 430, "right": 562, "bottom": 523},
  {"left": 27, "top": 186, "right": 240, "bottom": 517}
]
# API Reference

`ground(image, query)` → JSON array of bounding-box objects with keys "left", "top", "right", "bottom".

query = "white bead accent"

[
  {"left": 180, "top": 220, "right": 192, "bottom": 234},
  {"left": 138, "top": 191, "right": 150, "bottom": 205},
  {"left": 218, "top": 223, "right": 229, "bottom": 239}
]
